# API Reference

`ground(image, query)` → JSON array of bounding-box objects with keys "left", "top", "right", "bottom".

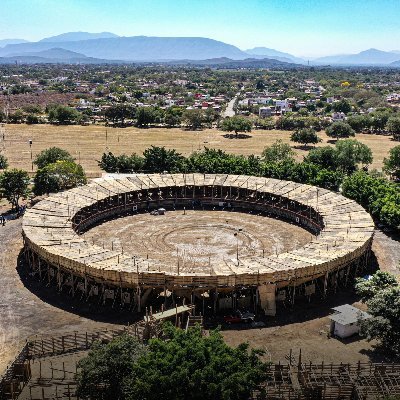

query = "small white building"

[{"left": 329, "top": 304, "right": 370, "bottom": 339}]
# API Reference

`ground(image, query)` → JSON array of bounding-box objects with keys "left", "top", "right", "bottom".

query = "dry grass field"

[{"left": 1, "top": 124, "right": 398, "bottom": 176}]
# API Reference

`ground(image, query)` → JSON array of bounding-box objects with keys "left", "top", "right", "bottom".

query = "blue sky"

[{"left": 3, "top": 0, "right": 400, "bottom": 57}]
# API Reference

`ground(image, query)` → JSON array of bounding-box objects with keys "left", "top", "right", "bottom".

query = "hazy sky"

[{"left": 3, "top": 0, "right": 400, "bottom": 57}]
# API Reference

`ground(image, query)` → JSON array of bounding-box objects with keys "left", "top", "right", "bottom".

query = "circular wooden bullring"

[{"left": 22, "top": 174, "right": 374, "bottom": 297}]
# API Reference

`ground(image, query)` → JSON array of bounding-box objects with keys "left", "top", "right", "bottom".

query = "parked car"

[{"left": 223, "top": 310, "right": 255, "bottom": 324}]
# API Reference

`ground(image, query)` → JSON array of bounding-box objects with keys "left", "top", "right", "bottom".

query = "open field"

[{"left": 2, "top": 124, "right": 398, "bottom": 175}]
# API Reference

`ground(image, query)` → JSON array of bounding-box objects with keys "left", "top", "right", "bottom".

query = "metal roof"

[{"left": 329, "top": 304, "right": 371, "bottom": 326}]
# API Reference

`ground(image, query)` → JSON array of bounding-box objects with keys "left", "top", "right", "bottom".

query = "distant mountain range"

[
  {"left": 314, "top": 48, "right": 400, "bottom": 65},
  {"left": 0, "top": 38, "right": 29, "bottom": 48},
  {"left": 245, "top": 47, "right": 305, "bottom": 64},
  {"left": 167, "top": 57, "right": 295, "bottom": 68},
  {"left": 0, "top": 48, "right": 122, "bottom": 64},
  {"left": 0, "top": 32, "right": 399, "bottom": 66},
  {"left": 39, "top": 31, "right": 119, "bottom": 43}
]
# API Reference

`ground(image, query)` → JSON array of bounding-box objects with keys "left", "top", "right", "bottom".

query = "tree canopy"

[
  {"left": 33, "top": 160, "right": 87, "bottom": 195},
  {"left": 104, "top": 104, "right": 135, "bottom": 126},
  {"left": 182, "top": 109, "right": 204, "bottom": 130},
  {"left": 334, "top": 139, "right": 373, "bottom": 174},
  {"left": 290, "top": 128, "right": 321, "bottom": 147},
  {"left": 143, "top": 146, "right": 185, "bottom": 173},
  {"left": 325, "top": 122, "right": 355, "bottom": 140},
  {"left": 386, "top": 117, "right": 400, "bottom": 140},
  {"left": 34, "top": 147, "right": 74, "bottom": 169},
  {"left": 355, "top": 271, "right": 398, "bottom": 302},
  {"left": 355, "top": 271, "right": 400, "bottom": 355},
  {"left": 304, "top": 146, "right": 338, "bottom": 170},
  {"left": 305, "top": 140, "right": 372, "bottom": 174},
  {"left": 262, "top": 140, "right": 295, "bottom": 164},
  {"left": 76, "top": 323, "right": 269, "bottom": 400},
  {"left": 383, "top": 145, "right": 400, "bottom": 181},
  {"left": 98, "top": 152, "right": 144, "bottom": 173},
  {"left": 0, "top": 168, "right": 30, "bottom": 210},
  {"left": 125, "top": 324, "right": 268, "bottom": 400},
  {"left": 342, "top": 171, "right": 400, "bottom": 229},
  {"left": 220, "top": 116, "right": 252, "bottom": 138},
  {"left": 77, "top": 334, "right": 146, "bottom": 400},
  {"left": 47, "top": 105, "right": 81, "bottom": 125}
]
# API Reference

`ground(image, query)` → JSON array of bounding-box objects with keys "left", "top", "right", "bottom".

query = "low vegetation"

[
  {"left": 77, "top": 323, "right": 269, "bottom": 400},
  {"left": 96, "top": 140, "right": 399, "bottom": 230}
]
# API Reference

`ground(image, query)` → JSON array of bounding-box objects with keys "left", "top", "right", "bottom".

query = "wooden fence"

[{"left": 0, "top": 324, "right": 144, "bottom": 400}]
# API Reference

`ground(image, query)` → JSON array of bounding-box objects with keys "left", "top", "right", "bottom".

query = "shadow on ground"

[
  {"left": 16, "top": 250, "right": 139, "bottom": 326},
  {"left": 222, "top": 133, "right": 252, "bottom": 139}
]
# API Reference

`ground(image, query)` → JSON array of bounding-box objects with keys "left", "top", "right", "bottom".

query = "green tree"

[
  {"left": 182, "top": 109, "right": 204, "bottom": 130},
  {"left": 0, "top": 169, "right": 30, "bottom": 210},
  {"left": 8, "top": 109, "right": 24, "bottom": 124},
  {"left": 33, "top": 161, "right": 86, "bottom": 195},
  {"left": 290, "top": 128, "right": 321, "bottom": 147},
  {"left": 347, "top": 115, "right": 372, "bottom": 133},
  {"left": 262, "top": 140, "right": 295, "bottom": 163},
  {"left": 48, "top": 105, "right": 80, "bottom": 125},
  {"left": 342, "top": 171, "right": 400, "bottom": 229},
  {"left": 136, "top": 107, "right": 155, "bottom": 128},
  {"left": 355, "top": 271, "right": 398, "bottom": 302},
  {"left": 143, "top": 146, "right": 185, "bottom": 173},
  {"left": 326, "top": 122, "right": 355, "bottom": 140},
  {"left": 371, "top": 111, "right": 391, "bottom": 133},
  {"left": 304, "top": 146, "right": 338, "bottom": 170},
  {"left": 204, "top": 108, "right": 218, "bottom": 128},
  {"left": 104, "top": 104, "right": 134, "bottom": 126},
  {"left": 34, "top": 147, "right": 74, "bottom": 169},
  {"left": 124, "top": 323, "right": 268, "bottom": 400},
  {"left": 335, "top": 139, "right": 373, "bottom": 174},
  {"left": 332, "top": 99, "right": 352, "bottom": 114},
  {"left": 0, "top": 154, "right": 8, "bottom": 170},
  {"left": 220, "top": 116, "right": 252, "bottom": 138},
  {"left": 26, "top": 114, "right": 39, "bottom": 124},
  {"left": 164, "top": 107, "right": 182, "bottom": 127},
  {"left": 355, "top": 272, "right": 400, "bottom": 355},
  {"left": 383, "top": 146, "right": 400, "bottom": 181},
  {"left": 386, "top": 117, "right": 400, "bottom": 141},
  {"left": 77, "top": 334, "right": 146, "bottom": 400},
  {"left": 98, "top": 152, "right": 144, "bottom": 173}
]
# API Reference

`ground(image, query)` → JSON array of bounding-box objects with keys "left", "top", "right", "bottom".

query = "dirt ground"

[
  {"left": 371, "top": 229, "right": 400, "bottom": 277},
  {"left": 83, "top": 210, "right": 312, "bottom": 273},
  {"left": 0, "top": 219, "right": 131, "bottom": 375},
  {"left": 221, "top": 298, "right": 388, "bottom": 365},
  {"left": 1, "top": 124, "right": 397, "bottom": 175}
]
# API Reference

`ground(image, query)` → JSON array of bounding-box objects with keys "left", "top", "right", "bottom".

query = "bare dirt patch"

[
  {"left": 1, "top": 125, "right": 396, "bottom": 175},
  {"left": 372, "top": 229, "right": 400, "bottom": 277},
  {"left": 82, "top": 210, "right": 313, "bottom": 272}
]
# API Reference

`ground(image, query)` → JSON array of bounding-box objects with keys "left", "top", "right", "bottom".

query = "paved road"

[{"left": 222, "top": 89, "right": 243, "bottom": 118}]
